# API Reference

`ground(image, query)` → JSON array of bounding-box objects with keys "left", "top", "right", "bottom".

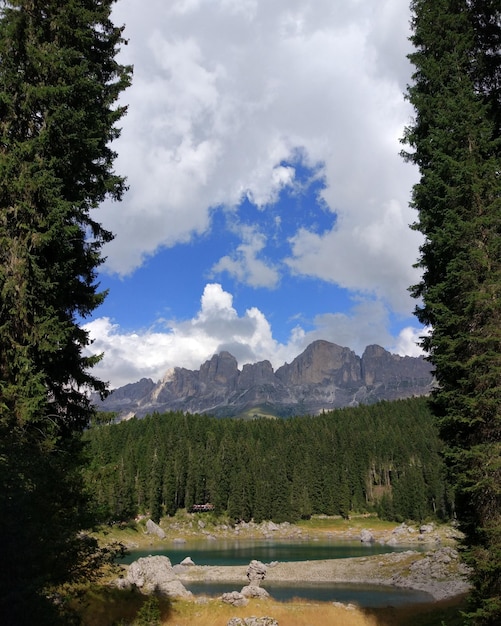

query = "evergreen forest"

[{"left": 83, "top": 397, "right": 451, "bottom": 525}]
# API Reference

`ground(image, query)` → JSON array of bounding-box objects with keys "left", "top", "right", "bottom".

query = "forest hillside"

[{"left": 84, "top": 397, "right": 450, "bottom": 525}]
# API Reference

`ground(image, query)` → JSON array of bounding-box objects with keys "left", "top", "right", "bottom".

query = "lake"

[
  {"left": 120, "top": 537, "right": 420, "bottom": 566},
  {"left": 122, "top": 538, "right": 433, "bottom": 606},
  {"left": 184, "top": 581, "right": 433, "bottom": 607}
]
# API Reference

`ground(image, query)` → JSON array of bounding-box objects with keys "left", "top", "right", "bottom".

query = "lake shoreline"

[
  {"left": 109, "top": 515, "right": 471, "bottom": 602},
  {"left": 174, "top": 550, "right": 471, "bottom": 601}
]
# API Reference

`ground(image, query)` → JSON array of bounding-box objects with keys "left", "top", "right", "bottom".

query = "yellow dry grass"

[
  {"left": 77, "top": 586, "right": 467, "bottom": 626},
  {"left": 164, "top": 598, "right": 379, "bottom": 626}
]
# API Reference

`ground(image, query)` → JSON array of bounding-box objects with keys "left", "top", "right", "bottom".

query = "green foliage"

[
  {"left": 403, "top": 1, "right": 501, "bottom": 622},
  {"left": 133, "top": 595, "right": 161, "bottom": 626},
  {"left": 0, "top": 0, "right": 131, "bottom": 622},
  {"left": 83, "top": 398, "right": 450, "bottom": 526}
]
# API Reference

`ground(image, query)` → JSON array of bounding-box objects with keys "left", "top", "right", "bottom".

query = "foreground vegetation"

[
  {"left": 73, "top": 584, "right": 468, "bottom": 626},
  {"left": 0, "top": 1, "right": 131, "bottom": 623}
]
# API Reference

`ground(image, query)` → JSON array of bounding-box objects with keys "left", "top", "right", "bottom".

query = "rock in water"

[
  {"left": 241, "top": 585, "right": 270, "bottom": 599},
  {"left": 246, "top": 560, "right": 267, "bottom": 586}
]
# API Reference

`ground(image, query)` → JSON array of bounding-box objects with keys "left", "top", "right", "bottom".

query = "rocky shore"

[
  {"left": 112, "top": 517, "right": 471, "bottom": 603},
  {"left": 174, "top": 547, "right": 470, "bottom": 601}
]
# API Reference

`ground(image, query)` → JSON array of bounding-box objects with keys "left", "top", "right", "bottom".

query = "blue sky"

[{"left": 84, "top": 0, "right": 427, "bottom": 388}]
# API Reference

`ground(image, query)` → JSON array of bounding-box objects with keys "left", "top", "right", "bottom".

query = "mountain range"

[{"left": 93, "top": 340, "right": 434, "bottom": 420}]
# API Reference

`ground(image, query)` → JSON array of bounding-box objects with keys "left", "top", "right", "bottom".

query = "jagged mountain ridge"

[{"left": 95, "top": 340, "right": 434, "bottom": 419}]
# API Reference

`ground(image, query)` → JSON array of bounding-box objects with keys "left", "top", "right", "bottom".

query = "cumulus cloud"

[
  {"left": 83, "top": 2, "right": 429, "bottom": 387},
  {"left": 285, "top": 199, "right": 423, "bottom": 314},
  {"left": 85, "top": 283, "right": 425, "bottom": 388},
  {"left": 210, "top": 224, "right": 280, "bottom": 288},
  {"left": 104, "top": 0, "right": 421, "bottom": 306},
  {"left": 392, "top": 326, "right": 430, "bottom": 358},
  {"left": 85, "top": 284, "right": 284, "bottom": 387}
]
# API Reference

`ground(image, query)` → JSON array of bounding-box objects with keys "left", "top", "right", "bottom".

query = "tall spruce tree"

[
  {"left": 0, "top": 0, "right": 131, "bottom": 622},
  {"left": 403, "top": 1, "right": 500, "bottom": 622}
]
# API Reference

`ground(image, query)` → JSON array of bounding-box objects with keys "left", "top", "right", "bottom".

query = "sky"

[{"left": 83, "top": 0, "right": 428, "bottom": 389}]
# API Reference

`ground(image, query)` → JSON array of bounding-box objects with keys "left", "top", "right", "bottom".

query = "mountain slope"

[{"left": 95, "top": 340, "right": 434, "bottom": 419}]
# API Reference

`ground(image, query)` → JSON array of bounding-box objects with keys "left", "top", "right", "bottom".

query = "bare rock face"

[
  {"left": 97, "top": 377, "right": 156, "bottom": 411},
  {"left": 95, "top": 340, "right": 434, "bottom": 419},
  {"left": 276, "top": 341, "right": 361, "bottom": 386},
  {"left": 361, "top": 344, "right": 433, "bottom": 398},
  {"left": 119, "top": 556, "right": 192, "bottom": 599},
  {"left": 238, "top": 361, "right": 276, "bottom": 388},
  {"left": 200, "top": 352, "right": 239, "bottom": 389}
]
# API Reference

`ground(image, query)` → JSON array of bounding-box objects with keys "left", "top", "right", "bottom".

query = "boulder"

[
  {"left": 120, "top": 555, "right": 192, "bottom": 599},
  {"left": 420, "top": 523, "right": 434, "bottom": 534},
  {"left": 392, "top": 523, "right": 408, "bottom": 535},
  {"left": 360, "top": 529, "right": 374, "bottom": 543},
  {"left": 246, "top": 560, "right": 267, "bottom": 586},
  {"left": 145, "top": 519, "right": 166, "bottom": 539},
  {"left": 241, "top": 585, "right": 270, "bottom": 599},
  {"left": 180, "top": 556, "right": 195, "bottom": 566},
  {"left": 221, "top": 591, "right": 249, "bottom": 607},
  {"left": 227, "top": 618, "right": 278, "bottom": 626}
]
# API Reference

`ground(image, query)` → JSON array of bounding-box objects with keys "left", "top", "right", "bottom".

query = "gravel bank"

[{"left": 175, "top": 549, "right": 471, "bottom": 601}]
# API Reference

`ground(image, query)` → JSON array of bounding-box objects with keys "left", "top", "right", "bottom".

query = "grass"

[
  {"left": 75, "top": 589, "right": 468, "bottom": 626},
  {"left": 297, "top": 514, "right": 398, "bottom": 534},
  {"left": 93, "top": 512, "right": 454, "bottom": 549}
]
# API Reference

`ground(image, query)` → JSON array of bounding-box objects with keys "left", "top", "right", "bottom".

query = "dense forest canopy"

[{"left": 83, "top": 397, "right": 451, "bottom": 525}]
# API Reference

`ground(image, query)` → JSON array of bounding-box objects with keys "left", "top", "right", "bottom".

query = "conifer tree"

[
  {"left": 0, "top": 0, "right": 131, "bottom": 622},
  {"left": 403, "top": 1, "right": 500, "bottom": 622}
]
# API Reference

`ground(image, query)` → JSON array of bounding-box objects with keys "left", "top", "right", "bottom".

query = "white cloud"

[
  {"left": 85, "top": 284, "right": 285, "bottom": 387},
  {"left": 103, "top": 0, "right": 421, "bottom": 307},
  {"left": 85, "top": 283, "right": 426, "bottom": 388},
  {"left": 84, "top": 2, "right": 429, "bottom": 387},
  {"left": 392, "top": 326, "right": 430, "bottom": 358},
  {"left": 286, "top": 198, "right": 423, "bottom": 314},
  {"left": 210, "top": 224, "right": 280, "bottom": 288}
]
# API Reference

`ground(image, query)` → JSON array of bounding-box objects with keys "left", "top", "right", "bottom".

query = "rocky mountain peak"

[
  {"left": 199, "top": 351, "right": 239, "bottom": 387},
  {"left": 94, "top": 341, "right": 434, "bottom": 419}
]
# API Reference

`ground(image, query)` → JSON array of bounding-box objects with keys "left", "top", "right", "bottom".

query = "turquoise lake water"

[
  {"left": 184, "top": 581, "right": 433, "bottom": 607},
  {"left": 122, "top": 538, "right": 433, "bottom": 606},
  {"left": 120, "top": 537, "right": 420, "bottom": 566}
]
